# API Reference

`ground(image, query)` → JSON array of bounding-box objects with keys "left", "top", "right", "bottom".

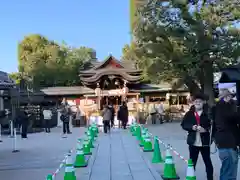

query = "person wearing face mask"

[
  {"left": 213, "top": 89, "right": 240, "bottom": 180},
  {"left": 181, "top": 93, "right": 213, "bottom": 180}
]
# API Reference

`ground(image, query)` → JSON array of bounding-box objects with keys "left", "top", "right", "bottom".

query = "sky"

[{"left": 0, "top": 0, "right": 131, "bottom": 73}]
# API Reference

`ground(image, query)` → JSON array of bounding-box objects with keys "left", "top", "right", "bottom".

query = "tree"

[
  {"left": 18, "top": 34, "right": 97, "bottom": 88},
  {"left": 18, "top": 34, "right": 60, "bottom": 88},
  {"left": 131, "top": 0, "right": 240, "bottom": 104},
  {"left": 9, "top": 72, "right": 22, "bottom": 85},
  {"left": 62, "top": 45, "right": 97, "bottom": 85}
]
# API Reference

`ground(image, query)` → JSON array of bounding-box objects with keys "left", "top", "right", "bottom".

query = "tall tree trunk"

[{"left": 202, "top": 61, "right": 214, "bottom": 106}]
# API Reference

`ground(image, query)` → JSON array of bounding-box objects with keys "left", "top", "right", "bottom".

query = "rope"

[
  {"left": 51, "top": 149, "right": 73, "bottom": 179},
  {"left": 147, "top": 132, "right": 188, "bottom": 164}
]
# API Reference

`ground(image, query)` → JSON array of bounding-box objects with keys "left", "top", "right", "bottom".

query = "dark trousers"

[
  {"left": 103, "top": 120, "right": 110, "bottom": 133},
  {"left": 21, "top": 124, "right": 27, "bottom": 138},
  {"left": 45, "top": 120, "right": 51, "bottom": 133},
  {"left": 122, "top": 121, "right": 127, "bottom": 129},
  {"left": 110, "top": 119, "right": 114, "bottom": 127},
  {"left": 63, "top": 122, "right": 70, "bottom": 134},
  {"left": 189, "top": 145, "right": 214, "bottom": 180},
  {"left": 151, "top": 113, "right": 157, "bottom": 124}
]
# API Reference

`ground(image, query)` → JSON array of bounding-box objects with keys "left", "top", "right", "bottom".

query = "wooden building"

[{"left": 39, "top": 55, "right": 189, "bottom": 114}]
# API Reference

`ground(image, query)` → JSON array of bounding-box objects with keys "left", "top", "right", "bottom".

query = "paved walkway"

[
  {"left": 0, "top": 127, "right": 84, "bottom": 180},
  {"left": 58, "top": 128, "right": 161, "bottom": 180},
  {"left": 147, "top": 123, "right": 240, "bottom": 179}
]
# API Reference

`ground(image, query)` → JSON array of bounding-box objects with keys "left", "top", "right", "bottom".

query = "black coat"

[
  {"left": 181, "top": 108, "right": 212, "bottom": 146},
  {"left": 60, "top": 114, "right": 70, "bottom": 123},
  {"left": 212, "top": 100, "right": 240, "bottom": 149},
  {"left": 117, "top": 105, "right": 128, "bottom": 122}
]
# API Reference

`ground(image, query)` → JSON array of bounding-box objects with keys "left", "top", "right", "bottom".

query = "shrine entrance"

[
  {"left": 101, "top": 96, "right": 121, "bottom": 107},
  {"left": 79, "top": 54, "right": 141, "bottom": 115}
]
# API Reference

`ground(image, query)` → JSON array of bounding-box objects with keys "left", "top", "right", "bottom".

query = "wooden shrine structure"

[{"left": 79, "top": 55, "right": 142, "bottom": 110}]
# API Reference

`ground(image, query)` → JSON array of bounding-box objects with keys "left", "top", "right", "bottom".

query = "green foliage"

[
  {"left": 17, "top": 34, "right": 96, "bottom": 89},
  {"left": 124, "top": 0, "right": 240, "bottom": 101},
  {"left": 9, "top": 72, "right": 22, "bottom": 84}
]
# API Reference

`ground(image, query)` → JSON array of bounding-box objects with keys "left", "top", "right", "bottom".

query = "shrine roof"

[
  {"left": 79, "top": 54, "right": 142, "bottom": 84},
  {"left": 80, "top": 70, "right": 141, "bottom": 83},
  {"left": 79, "top": 54, "right": 141, "bottom": 74}
]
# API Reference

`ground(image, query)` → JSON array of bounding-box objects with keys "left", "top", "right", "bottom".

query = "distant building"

[{"left": 0, "top": 71, "right": 15, "bottom": 111}]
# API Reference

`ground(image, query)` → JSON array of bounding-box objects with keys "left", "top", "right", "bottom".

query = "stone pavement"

[
  {"left": 0, "top": 127, "right": 84, "bottom": 180},
  {"left": 146, "top": 122, "right": 240, "bottom": 179},
  {"left": 57, "top": 128, "right": 161, "bottom": 180},
  {"left": 2, "top": 122, "right": 239, "bottom": 180}
]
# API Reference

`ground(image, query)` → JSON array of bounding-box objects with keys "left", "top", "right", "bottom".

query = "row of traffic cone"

[
  {"left": 74, "top": 123, "right": 98, "bottom": 167},
  {"left": 130, "top": 123, "right": 196, "bottom": 180},
  {"left": 46, "top": 123, "right": 99, "bottom": 180}
]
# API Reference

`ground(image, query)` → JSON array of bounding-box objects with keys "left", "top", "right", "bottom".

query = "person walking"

[
  {"left": 19, "top": 108, "right": 29, "bottom": 139},
  {"left": 157, "top": 101, "right": 164, "bottom": 124},
  {"left": 117, "top": 101, "right": 129, "bottom": 129},
  {"left": 43, "top": 107, "right": 52, "bottom": 133},
  {"left": 149, "top": 103, "right": 157, "bottom": 124},
  {"left": 213, "top": 89, "right": 240, "bottom": 180},
  {"left": 181, "top": 93, "right": 214, "bottom": 180},
  {"left": 108, "top": 103, "right": 115, "bottom": 128},
  {"left": 101, "top": 105, "right": 112, "bottom": 133},
  {"left": 60, "top": 107, "right": 71, "bottom": 137}
]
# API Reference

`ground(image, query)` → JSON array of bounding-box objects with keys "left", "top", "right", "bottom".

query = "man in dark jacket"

[
  {"left": 117, "top": 101, "right": 129, "bottom": 129},
  {"left": 60, "top": 107, "right": 71, "bottom": 136},
  {"left": 181, "top": 93, "right": 213, "bottom": 180},
  {"left": 213, "top": 89, "right": 240, "bottom": 180},
  {"left": 19, "top": 108, "right": 29, "bottom": 139}
]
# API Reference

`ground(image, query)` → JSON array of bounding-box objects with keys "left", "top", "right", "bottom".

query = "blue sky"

[{"left": 0, "top": 0, "right": 130, "bottom": 73}]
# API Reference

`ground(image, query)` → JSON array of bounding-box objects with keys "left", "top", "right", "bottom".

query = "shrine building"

[{"left": 40, "top": 54, "right": 189, "bottom": 112}]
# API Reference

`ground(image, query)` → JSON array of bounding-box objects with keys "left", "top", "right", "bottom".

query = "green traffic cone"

[
  {"left": 132, "top": 126, "right": 137, "bottom": 136},
  {"left": 143, "top": 137, "right": 153, "bottom": 152},
  {"left": 64, "top": 166, "right": 76, "bottom": 180},
  {"left": 152, "top": 136, "right": 164, "bottom": 163},
  {"left": 130, "top": 123, "right": 136, "bottom": 133},
  {"left": 137, "top": 127, "right": 142, "bottom": 141},
  {"left": 186, "top": 159, "right": 196, "bottom": 180},
  {"left": 139, "top": 136, "right": 145, "bottom": 147},
  {"left": 92, "top": 127, "right": 98, "bottom": 137},
  {"left": 65, "top": 154, "right": 74, "bottom": 167},
  {"left": 74, "top": 149, "right": 87, "bottom": 167},
  {"left": 65, "top": 155, "right": 76, "bottom": 179},
  {"left": 76, "top": 142, "right": 83, "bottom": 150},
  {"left": 161, "top": 149, "right": 179, "bottom": 179},
  {"left": 135, "top": 126, "right": 141, "bottom": 139},
  {"left": 83, "top": 141, "right": 92, "bottom": 155},
  {"left": 88, "top": 138, "right": 94, "bottom": 148},
  {"left": 46, "top": 174, "right": 53, "bottom": 180}
]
